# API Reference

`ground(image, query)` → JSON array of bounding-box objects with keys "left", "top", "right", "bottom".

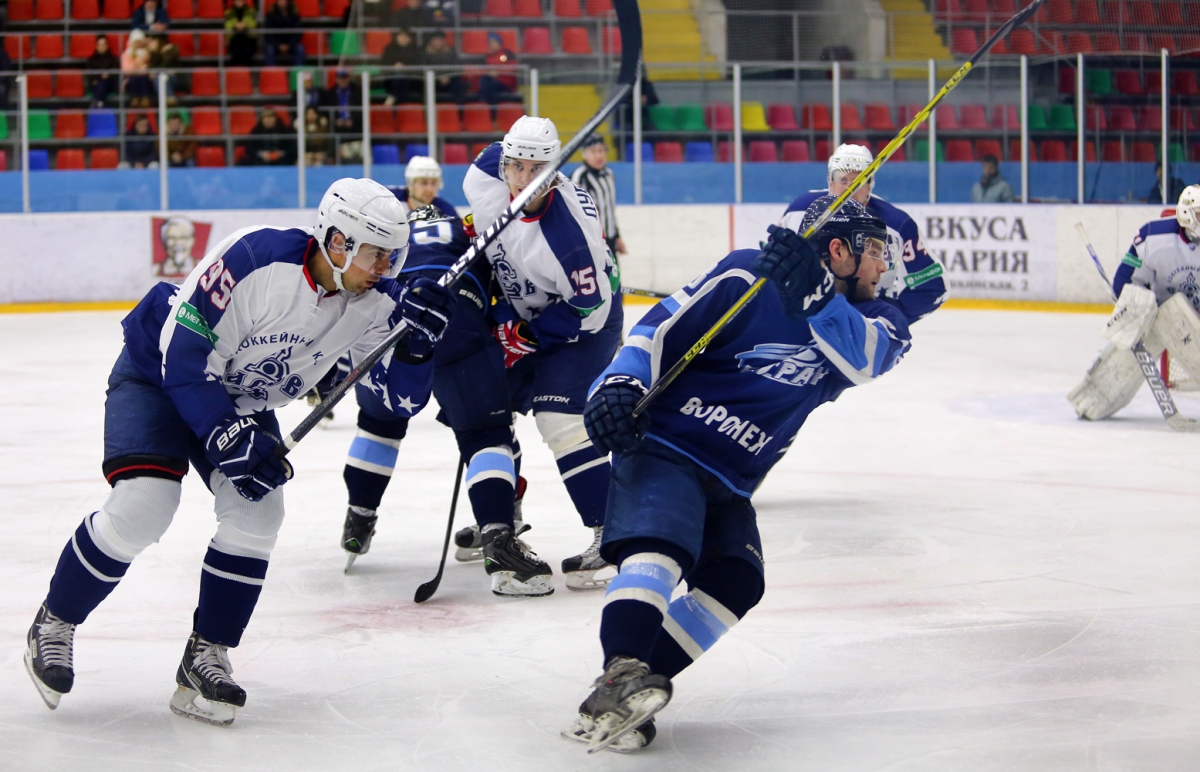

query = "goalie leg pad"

[
  {"left": 1153, "top": 292, "right": 1200, "bottom": 382},
  {"left": 1067, "top": 343, "right": 1145, "bottom": 420},
  {"left": 1103, "top": 283, "right": 1158, "bottom": 350}
]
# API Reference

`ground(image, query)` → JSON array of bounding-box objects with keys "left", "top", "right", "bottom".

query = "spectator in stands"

[
  {"left": 147, "top": 34, "right": 184, "bottom": 104},
  {"left": 303, "top": 106, "right": 332, "bottom": 166},
  {"left": 381, "top": 29, "right": 422, "bottom": 106},
  {"left": 166, "top": 112, "right": 196, "bottom": 167},
  {"left": 264, "top": 0, "right": 306, "bottom": 67},
  {"left": 243, "top": 108, "right": 297, "bottom": 166},
  {"left": 225, "top": 0, "right": 259, "bottom": 67},
  {"left": 971, "top": 154, "right": 1014, "bottom": 203},
  {"left": 131, "top": 0, "right": 169, "bottom": 33},
  {"left": 613, "top": 73, "right": 657, "bottom": 132},
  {"left": 478, "top": 33, "right": 518, "bottom": 107},
  {"left": 86, "top": 36, "right": 120, "bottom": 108},
  {"left": 122, "top": 31, "right": 156, "bottom": 108},
  {"left": 319, "top": 68, "right": 363, "bottom": 134},
  {"left": 391, "top": 0, "right": 436, "bottom": 29},
  {"left": 1147, "top": 161, "right": 1187, "bottom": 204},
  {"left": 126, "top": 114, "right": 159, "bottom": 168},
  {"left": 423, "top": 32, "right": 467, "bottom": 104}
]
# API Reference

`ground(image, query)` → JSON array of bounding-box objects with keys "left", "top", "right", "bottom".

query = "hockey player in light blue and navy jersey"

[
  {"left": 563, "top": 196, "right": 911, "bottom": 753},
  {"left": 22, "top": 178, "right": 455, "bottom": 727},
  {"left": 781, "top": 143, "right": 947, "bottom": 326},
  {"left": 463, "top": 115, "right": 623, "bottom": 590}
]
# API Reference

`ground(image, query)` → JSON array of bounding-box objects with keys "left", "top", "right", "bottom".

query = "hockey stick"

[
  {"left": 414, "top": 460, "right": 465, "bottom": 603},
  {"left": 1075, "top": 223, "right": 1199, "bottom": 432},
  {"left": 622, "top": 286, "right": 671, "bottom": 299},
  {"left": 277, "top": 1, "right": 642, "bottom": 456},
  {"left": 631, "top": 0, "right": 1046, "bottom": 418}
]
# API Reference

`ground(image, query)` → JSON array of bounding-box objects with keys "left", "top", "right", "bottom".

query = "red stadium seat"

[
  {"left": 462, "top": 104, "right": 494, "bottom": 132},
  {"left": 1145, "top": 70, "right": 1161, "bottom": 96},
  {"left": 767, "top": 104, "right": 798, "bottom": 130},
  {"left": 1038, "top": 31, "right": 1063, "bottom": 55},
  {"left": 1085, "top": 106, "right": 1106, "bottom": 131},
  {"left": 1102, "top": 141, "right": 1123, "bottom": 162},
  {"left": 71, "top": 0, "right": 99, "bottom": 17},
  {"left": 1075, "top": 0, "right": 1100, "bottom": 23},
  {"left": 1009, "top": 29, "right": 1037, "bottom": 56},
  {"left": 840, "top": 103, "right": 862, "bottom": 131},
  {"left": 461, "top": 30, "right": 489, "bottom": 55},
  {"left": 1130, "top": 141, "right": 1156, "bottom": 162},
  {"left": 801, "top": 104, "right": 832, "bottom": 131},
  {"left": 654, "top": 142, "right": 683, "bottom": 162},
  {"left": 191, "top": 69, "right": 221, "bottom": 96},
  {"left": 514, "top": 0, "right": 542, "bottom": 16},
  {"left": 486, "top": 0, "right": 513, "bottom": 14},
  {"left": 57, "top": 149, "right": 86, "bottom": 170},
  {"left": 1122, "top": 34, "right": 1147, "bottom": 53},
  {"left": 230, "top": 110, "right": 258, "bottom": 135},
  {"left": 1009, "top": 139, "right": 1035, "bottom": 161},
  {"left": 935, "top": 104, "right": 959, "bottom": 130},
  {"left": 1046, "top": 0, "right": 1072, "bottom": 23},
  {"left": 370, "top": 107, "right": 395, "bottom": 134},
  {"left": 951, "top": 29, "right": 978, "bottom": 56},
  {"left": 396, "top": 106, "right": 426, "bottom": 133},
  {"left": 992, "top": 104, "right": 1018, "bottom": 130},
  {"left": 1127, "top": 0, "right": 1155, "bottom": 24},
  {"left": 1108, "top": 105, "right": 1137, "bottom": 131},
  {"left": 198, "top": 33, "right": 222, "bottom": 57},
  {"left": 1057, "top": 65, "right": 1076, "bottom": 95},
  {"left": 91, "top": 147, "right": 120, "bottom": 168},
  {"left": 1138, "top": 106, "right": 1161, "bottom": 132},
  {"left": 1068, "top": 141, "right": 1097, "bottom": 163},
  {"left": 880, "top": 139, "right": 905, "bottom": 161},
  {"left": 103, "top": 0, "right": 131, "bottom": 19},
  {"left": 747, "top": 141, "right": 777, "bottom": 162},
  {"left": 562, "top": 27, "right": 592, "bottom": 54},
  {"left": 259, "top": 68, "right": 290, "bottom": 96},
  {"left": 962, "top": 0, "right": 988, "bottom": 21},
  {"left": 496, "top": 104, "right": 525, "bottom": 130},
  {"left": 1094, "top": 32, "right": 1121, "bottom": 53},
  {"left": 1173, "top": 71, "right": 1200, "bottom": 97},
  {"left": 35, "top": 35, "right": 65, "bottom": 60},
  {"left": 897, "top": 104, "right": 928, "bottom": 129},
  {"left": 326, "top": 0, "right": 350, "bottom": 17},
  {"left": 37, "top": 0, "right": 65, "bottom": 20},
  {"left": 976, "top": 138, "right": 1002, "bottom": 160},
  {"left": 959, "top": 104, "right": 989, "bottom": 129},
  {"left": 365, "top": 31, "right": 390, "bottom": 55},
  {"left": 196, "top": 146, "right": 226, "bottom": 167},
  {"left": 707, "top": 104, "right": 734, "bottom": 131},
  {"left": 1159, "top": 2, "right": 1184, "bottom": 24},
  {"left": 601, "top": 26, "right": 621, "bottom": 54},
  {"left": 945, "top": 139, "right": 974, "bottom": 161},
  {"left": 443, "top": 143, "right": 470, "bottom": 164},
  {"left": 55, "top": 112, "right": 87, "bottom": 139},
  {"left": 522, "top": 27, "right": 554, "bottom": 54},
  {"left": 1040, "top": 140, "right": 1067, "bottom": 161},
  {"left": 168, "top": 0, "right": 193, "bottom": 17},
  {"left": 225, "top": 69, "right": 253, "bottom": 96},
  {"left": 295, "top": 0, "right": 320, "bottom": 16},
  {"left": 780, "top": 140, "right": 809, "bottom": 162},
  {"left": 1151, "top": 35, "right": 1176, "bottom": 54},
  {"left": 197, "top": 0, "right": 224, "bottom": 17},
  {"left": 814, "top": 139, "right": 830, "bottom": 161},
  {"left": 864, "top": 104, "right": 894, "bottom": 131},
  {"left": 9, "top": 0, "right": 35, "bottom": 21},
  {"left": 191, "top": 109, "right": 223, "bottom": 135},
  {"left": 27, "top": 72, "right": 53, "bottom": 98},
  {"left": 555, "top": 0, "right": 582, "bottom": 16},
  {"left": 1115, "top": 70, "right": 1143, "bottom": 95},
  {"left": 1064, "top": 33, "right": 1091, "bottom": 54},
  {"left": 70, "top": 34, "right": 97, "bottom": 59},
  {"left": 1169, "top": 107, "right": 1196, "bottom": 132},
  {"left": 935, "top": 0, "right": 962, "bottom": 19},
  {"left": 585, "top": 0, "right": 612, "bottom": 14},
  {"left": 55, "top": 71, "right": 85, "bottom": 98},
  {"left": 437, "top": 105, "right": 462, "bottom": 133}
]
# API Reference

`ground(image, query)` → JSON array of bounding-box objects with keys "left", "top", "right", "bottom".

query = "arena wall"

[{"left": 0, "top": 204, "right": 1172, "bottom": 306}]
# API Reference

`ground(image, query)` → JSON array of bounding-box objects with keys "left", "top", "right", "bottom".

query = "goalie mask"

[
  {"left": 315, "top": 178, "right": 410, "bottom": 291},
  {"left": 499, "top": 115, "right": 561, "bottom": 201},
  {"left": 800, "top": 194, "right": 889, "bottom": 298},
  {"left": 1178, "top": 184, "right": 1200, "bottom": 244}
]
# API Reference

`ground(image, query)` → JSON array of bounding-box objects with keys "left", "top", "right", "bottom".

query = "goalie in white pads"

[{"left": 1069, "top": 185, "right": 1200, "bottom": 420}]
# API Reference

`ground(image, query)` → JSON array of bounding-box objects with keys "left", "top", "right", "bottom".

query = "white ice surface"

[{"left": 1, "top": 305, "right": 1199, "bottom": 771}]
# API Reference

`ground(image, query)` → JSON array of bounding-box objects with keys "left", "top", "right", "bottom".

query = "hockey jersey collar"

[{"left": 516, "top": 188, "right": 556, "bottom": 222}]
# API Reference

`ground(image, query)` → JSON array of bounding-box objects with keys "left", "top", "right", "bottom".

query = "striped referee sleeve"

[{"left": 570, "top": 164, "right": 620, "bottom": 240}]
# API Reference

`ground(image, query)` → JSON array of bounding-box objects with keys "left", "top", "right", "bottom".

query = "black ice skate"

[
  {"left": 24, "top": 603, "right": 76, "bottom": 710},
  {"left": 562, "top": 526, "right": 615, "bottom": 591},
  {"left": 169, "top": 632, "right": 246, "bottom": 726},
  {"left": 341, "top": 506, "right": 378, "bottom": 572},
  {"left": 561, "top": 697, "right": 657, "bottom": 753},
  {"left": 576, "top": 656, "right": 671, "bottom": 754},
  {"left": 482, "top": 525, "right": 553, "bottom": 596},
  {"left": 455, "top": 476, "right": 527, "bottom": 562}
]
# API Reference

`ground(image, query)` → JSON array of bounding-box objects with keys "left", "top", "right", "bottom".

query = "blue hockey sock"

[
  {"left": 465, "top": 446, "right": 516, "bottom": 527},
  {"left": 598, "top": 552, "right": 682, "bottom": 665},
  {"left": 45, "top": 513, "right": 132, "bottom": 625},
  {"left": 195, "top": 546, "right": 268, "bottom": 647},
  {"left": 344, "top": 424, "right": 403, "bottom": 510},
  {"left": 556, "top": 443, "right": 609, "bottom": 528}
]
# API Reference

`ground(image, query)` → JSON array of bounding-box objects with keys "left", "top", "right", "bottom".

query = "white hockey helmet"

[
  {"left": 502, "top": 115, "right": 561, "bottom": 162},
  {"left": 315, "top": 178, "right": 410, "bottom": 290},
  {"left": 1177, "top": 184, "right": 1200, "bottom": 243},
  {"left": 404, "top": 155, "right": 443, "bottom": 190},
  {"left": 827, "top": 143, "right": 875, "bottom": 194}
]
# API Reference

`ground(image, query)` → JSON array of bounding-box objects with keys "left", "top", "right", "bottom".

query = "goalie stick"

[
  {"left": 276, "top": 0, "right": 643, "bottom": 456},
  {"left": 631, "top": 0, "right": 1046, "bottom": 418},
  {"left": 1075, "top": 222, "right": 1199, "bottom": 432}
]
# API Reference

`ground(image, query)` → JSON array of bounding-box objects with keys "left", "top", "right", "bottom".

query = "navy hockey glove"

[
  {"left": 393, "top": 277, "right": 455, "bottom": 360},
  {"left": 750, "top": 224, "right": 834, "bottom": 321},
  {"left": 205, "top": 417, "right": 294, "bottom": 502},
  {"left": 492, "top": 320, "right": 538, "bottom": 368},
  {"left": 584, "top": 375, "right": 650, "bottom": 454}
]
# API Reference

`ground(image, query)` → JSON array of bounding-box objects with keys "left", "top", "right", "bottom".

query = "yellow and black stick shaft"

[{"left": 630, "top": 0, "right": 1045, "bottom": 418}]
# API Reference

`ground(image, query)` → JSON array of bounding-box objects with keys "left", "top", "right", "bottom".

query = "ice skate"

[
  {"left": 562, "top": 526, "right": 615, "bottom": 590},
  {"left": 341, "top": 506, "right": 377, "bottom": 572},
  {"left": 482, "top": 525, "right": 553, "bottom": 596},
  {"left": 24, "top": 603, "right": 76, "bottom": 710},
  {"left": 561, "top": 697, "right": 656, "bottom": 753},
  {"left": 579, "top": 657, "right": 671, "bottom": 754},
  {"left": 455, "top": 477, "right": 526, "bottom": 562},
  {"left": 169, "top": 632, "right": 246, "bottom": 726}
]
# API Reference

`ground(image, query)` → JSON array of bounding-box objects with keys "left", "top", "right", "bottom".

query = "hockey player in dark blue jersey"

[
  {"left": 781, "top": 143, "right": 947, "bottom": 326},
  {"left": 23, "top": 178, "right": 455, "bottom": 725},
  {"left": 563, "top": 195, "right": 912, "bottom": 753}
]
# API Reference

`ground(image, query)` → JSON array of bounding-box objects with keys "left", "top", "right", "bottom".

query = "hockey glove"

[
  {"left": 493, "top": 320, "right": 538, "bottom": 368},
  {"left": 393, "top": 277, "right": 455, "bottom": 361},
  {"left": 584, "top": 375, "right": 650, "bottom": 454},
  {"left": 750, "top": 224, "right": 834, "bottom": 321},
  {"left": 205, "top": 416, "right": 294, "bottom": 502}
]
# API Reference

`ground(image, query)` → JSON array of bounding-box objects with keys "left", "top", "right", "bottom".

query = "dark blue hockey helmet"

[{"left": 799, "top": 194, "right": 889, "bottom": 268}]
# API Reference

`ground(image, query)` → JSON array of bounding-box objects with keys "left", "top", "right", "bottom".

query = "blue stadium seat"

[
  {"left": 373, "top": 144, "right": 401, "bottom": 165},
  {"left": 624, "top": 142, "right": 653, "bottom": 162},
  {"left": 685, "top": 142, "right": 713, "bottom": 162},
  {"left": 86, "top": 110, "right": 118, "bottom": 138},
  {"left": 28, "top": 149, "right": 50, "bottom": 170},
  {"left": 404, "top": 144, "right": 430, "bottom": 163}
]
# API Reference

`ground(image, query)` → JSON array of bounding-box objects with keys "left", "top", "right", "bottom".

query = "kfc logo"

[{"left": 152, "top": 216, "right": 213, "bottom": 278}]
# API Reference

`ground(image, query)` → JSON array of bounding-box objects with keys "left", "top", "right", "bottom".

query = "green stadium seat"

[
  {"left": 913, "top": 139, "right": 945, "bottom": 162},
  {"left": 1086, "top": 68, "right": 1112, "bottom": 97},
  {"left": 676, "top": 104, "right": 707, "bottom": 132},
  {"left": 27, "top": 111, "right": 52, "bottom": 140},
  {"left": 1049, "top": 104, "right": 1076, "bottom": 131},
  {"left": 330, "top": 31, "right": 360, "bottom": 57},
  {"left": 1027, "top": 104, "right": 1049, "bottom": 131},
  {"left": 647, "top": 105, "right": 678, "bottom": 131}
]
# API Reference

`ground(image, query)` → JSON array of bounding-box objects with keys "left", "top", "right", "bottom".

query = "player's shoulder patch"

[
  {"left": 472, "top": 142, "right": 504, "bottom": 179},
  {"left": 1142, "top": 217, "right": 1183, "bottom": 240}
]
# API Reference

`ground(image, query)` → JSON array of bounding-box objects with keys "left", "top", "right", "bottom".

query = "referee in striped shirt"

[{"left": 569, "top": 134, "right": 625, "bottom": 264}]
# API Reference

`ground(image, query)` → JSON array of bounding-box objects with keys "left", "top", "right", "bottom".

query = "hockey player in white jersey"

[
  {"left": 23, "top": 178, "right": 455, "bottom": 724},
  {"left": 1069, "top": 185, "right": 1200, "bottom": 420},
  {"left": 463, "top": 115, "right": 623, "bottom": 590}
]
